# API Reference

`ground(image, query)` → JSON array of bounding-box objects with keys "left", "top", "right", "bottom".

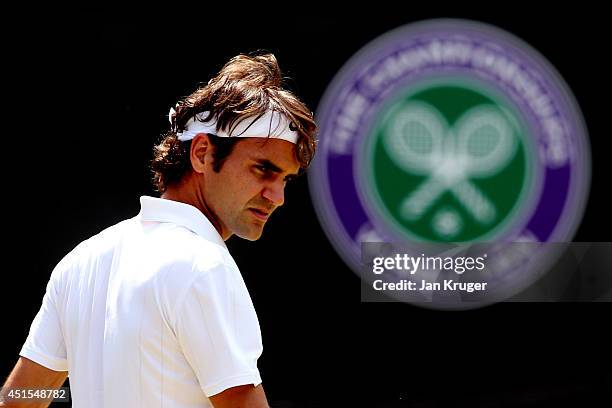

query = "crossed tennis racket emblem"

[{"left": 382, "top": 102, "right": 518, "bottom": 225}]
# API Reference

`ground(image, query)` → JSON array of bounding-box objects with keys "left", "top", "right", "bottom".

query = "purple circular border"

[{"left": 309, "top": 19, "right": 591, "bottom": 277}]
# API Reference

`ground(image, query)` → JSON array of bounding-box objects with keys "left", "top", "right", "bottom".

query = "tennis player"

[{"left": 1, "top": 52, "right": 317, "bottom": 408}]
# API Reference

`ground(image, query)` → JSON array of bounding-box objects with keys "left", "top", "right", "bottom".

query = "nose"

[{"left": 262, "top": 180, "right": 285, "bottom": 207}]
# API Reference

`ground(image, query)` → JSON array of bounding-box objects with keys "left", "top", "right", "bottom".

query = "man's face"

[{"left": 202, "top": 138, "right": 300, "bottom": 241}]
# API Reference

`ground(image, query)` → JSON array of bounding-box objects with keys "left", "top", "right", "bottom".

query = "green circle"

[{"left": 367, "top": 83, "right": 531, "bottom": 242}]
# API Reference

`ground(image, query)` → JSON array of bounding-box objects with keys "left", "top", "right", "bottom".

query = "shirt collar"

[{"left": 138, "top": 196, "right": 226, "bottom": 247}]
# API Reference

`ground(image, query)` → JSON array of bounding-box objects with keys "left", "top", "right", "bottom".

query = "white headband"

[{"left": 171, "top": 109, "right": 299, "bottom": 144}]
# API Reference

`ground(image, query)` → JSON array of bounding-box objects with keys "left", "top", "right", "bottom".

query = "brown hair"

[{"left": 151, "top": 52, "right": 318, "bottom": 193}]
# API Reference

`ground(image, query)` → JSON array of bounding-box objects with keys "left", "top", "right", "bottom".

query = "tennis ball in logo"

[{"left": 365, "top": 83, "right": 531, "bottom": 242}]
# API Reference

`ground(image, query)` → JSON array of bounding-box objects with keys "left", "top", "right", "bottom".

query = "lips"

[{"left": 249, "top": 208, "right": 271, "bottom": 221}]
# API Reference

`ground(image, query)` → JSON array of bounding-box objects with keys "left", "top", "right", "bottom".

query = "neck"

[{"left": 161, "top": 181, "right": 231, "bottom": 241}]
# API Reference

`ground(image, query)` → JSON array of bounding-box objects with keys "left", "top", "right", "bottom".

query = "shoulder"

[
  {"left": 140, "top": 225, "right": 240, "bottom": 299},
  {"left": 148, "top": 227, "right": 242, "bottom": 329},
  {"left": 152, "top": 225, "right": 237, "bottom": 277},
  {"left": 51, "top": 218, "right": 136, "bottom": 277}
]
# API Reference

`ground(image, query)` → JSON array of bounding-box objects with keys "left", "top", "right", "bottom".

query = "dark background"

[{"left": 3, "top": 6, "right": 611, "bottom": 407}]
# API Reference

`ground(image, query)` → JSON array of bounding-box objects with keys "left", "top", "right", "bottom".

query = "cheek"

[
  {"left": 231, "top": 168, "right": 263, "bottom": 194},
  {"left": 236, "top": 177, "right": 264, "bottom": 202},
  {"left": 217, "top": 170, "right": 263, "bottom": 207}
]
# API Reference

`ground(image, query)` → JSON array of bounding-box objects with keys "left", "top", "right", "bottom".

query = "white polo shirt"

[{"left": 20, "top": 196, "right": 263, "bottom": 408}]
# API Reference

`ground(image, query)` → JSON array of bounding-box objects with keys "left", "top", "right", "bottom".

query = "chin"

[
  {"left": 238, "top": 233, "right": 263, "bottom": 241},
  {"left": 235, "top": 226, "right": 264, "bottom": 241}
]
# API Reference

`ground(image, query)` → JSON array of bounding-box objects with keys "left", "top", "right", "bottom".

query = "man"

[{"left": 1, "top": 53, "right": 317, "bottom": 408}]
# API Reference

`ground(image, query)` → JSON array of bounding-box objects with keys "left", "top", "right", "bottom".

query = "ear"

[{"left": 190, "top": 133, "right": 212, "bottom": 174}]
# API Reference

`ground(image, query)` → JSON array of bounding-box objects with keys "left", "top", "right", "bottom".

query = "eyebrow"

[{"left": 254, "top": 159, "right": 299, "bottom": 180}]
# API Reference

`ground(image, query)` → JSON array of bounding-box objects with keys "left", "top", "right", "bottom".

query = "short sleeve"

[
  {"left": 175, "top": 263, "right": 263, "bottom": 397},
  {"left": 20, "top": 268, "right": 68, "bottom": 372}
]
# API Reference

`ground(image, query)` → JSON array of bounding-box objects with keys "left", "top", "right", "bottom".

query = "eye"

[{"left": 253, "top": 164, "right": 272, "bottom": 177}]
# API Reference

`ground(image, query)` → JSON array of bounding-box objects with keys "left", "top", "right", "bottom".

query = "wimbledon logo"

[{"left": 309, "top": 19, "right": 591, "bottom": 308}]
